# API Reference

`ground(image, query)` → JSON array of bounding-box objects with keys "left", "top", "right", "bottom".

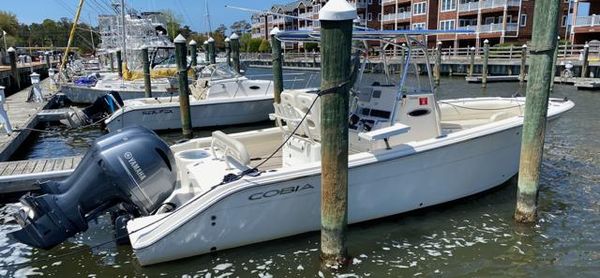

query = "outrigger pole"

[{"left": 58, "top": 0, "right": 85, "bottom": 76}]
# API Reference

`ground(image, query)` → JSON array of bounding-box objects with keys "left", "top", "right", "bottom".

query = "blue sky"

[{"left": 1, "top": 0, "right": 291, "bottom": 33}]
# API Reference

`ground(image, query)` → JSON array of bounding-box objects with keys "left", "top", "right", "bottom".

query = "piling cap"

[
  {"left": 203, "top": 41, "right": 208, "bottom": 45},
  {"left": 270, "top": 27, "right": 281, "bottom": 36},
  {"left": 174, "top": 34, "right": 187, "bottom": 43},
  {"left": 584, "top": 43, "right": 589, "bottom": 48},
  {"left": 470, "top": 46, "right": 476, "bottom": 50},
  {"left": 225, "top": 37, "right": 231, "bottom": 42},
  {"left": 208, "top": 37, "right": 215, "bottom": 43},
  {"left": 522, "top": 44, "right": 527, "bottom": 48},
  {"left": 189, "top": 40, "right": 197, "bottom": 45},
  {"left": 319, "top": 0, "right": 357, "bottom": 21},
  {"left": 7, "top": 47, "right": 15, "bottom": 52},
  {"left": 484, "top": 39, "right": 489, "bottom": 44},
  {"left": 230, "top": 33, "right": 239, "bottom": 40},
  {"left": 30, "top": 72, "right": 40, "bottom": 77},
  {"left": 437, "top": 41, "right": 442, "bottom": 45}
]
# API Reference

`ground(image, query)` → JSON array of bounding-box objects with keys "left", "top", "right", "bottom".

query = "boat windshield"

[{"left": 199, "top": 64, "right": 241, "bottom": 81}]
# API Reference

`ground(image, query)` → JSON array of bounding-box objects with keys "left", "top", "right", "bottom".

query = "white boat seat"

[
  {"left": 358, "top": 123, "right": 411, "bottom": 141},
  {"left": 211, "top": 131, "right": 251, "bottom": 168},
  {"left": 272, "top": 89, "right": 321, "bottom": 142}
]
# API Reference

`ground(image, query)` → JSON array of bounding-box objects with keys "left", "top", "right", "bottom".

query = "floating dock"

[
  {"left": 466, "top": 75, "right": 520, "bottom": 83},
  {"left": 0, "top": 156, "right": 82, "bottom": 193}
]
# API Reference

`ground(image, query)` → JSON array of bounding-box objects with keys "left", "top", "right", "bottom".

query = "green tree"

[
  {"left": 246, "top": 38, "right": 262, "bottom": 52},
  {"left": 161, "top": 10, "right": 181, "bottom": 41},
  {"left": 258, "top": 38, "right": 271, "bottom": 53},
  {"left": 239, "top": 33, "right": 252, "bottom": 52},
  {"left": 230, "top": 20, "right": 251, "bottom": 34}
]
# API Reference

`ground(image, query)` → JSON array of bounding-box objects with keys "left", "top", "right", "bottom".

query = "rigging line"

[{"left": 175, "top": 0, "right": 194, "bottom": 30}]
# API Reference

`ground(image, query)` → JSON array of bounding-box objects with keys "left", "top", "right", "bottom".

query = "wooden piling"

[
  {"left": 270, "top": 28, "right": 284, "bottom": 104},
  {"left": 203, "top": 41, "right": 209, "bottom": 63},
  {"left": 225, "top": 38, "right": 231, "bottom": 67},
  {"left": 45, "top": 52, "right": 51, "bottom": 70},
  {"left": 468, "top": 46, "right": 475, "bottom": 77},
  {"left": 520, "top": 44, "right": 527, "bottom": 84},
  {"left": 434, "top": 41, "right": 441, "bottom": 87},
  {"left": 208, "top": 37, "right": 216, "bottom": 64},
  {"left": 190, "top": 40, "right": 198, "bottom": 81},
  {"left": 141, "top": 47, "right": 152, "bottom": 98},
  {"left": 482, "top": 39, "right": 489, "bottom": 88},
  {"left": 116, "top": 50, "right": 123, "bottom": 78},
  {"left": 550, "top": 36, "right": 560, "bottom": 92},
  {"left": 318, "top": 0, "right": 355, "bottom": 268},
  {"left": 581, "top": 43, "right": 589, "bottom": 78},
  {"left": 174, "top": 34, "right": 193, "bottom": 139},
  {"left": 110, "top": 52, "right": 115, "bottom": 72},
  {"left": 7, "top": 47, "right": 19, "bottom": 89},
  {"left": 230, "top": 33, "right": 241, "bottom": 73},
  {"left": 515, "top": 0, "right": 560, "bottom": 223}
]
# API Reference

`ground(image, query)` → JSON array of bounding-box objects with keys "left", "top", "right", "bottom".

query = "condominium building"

[
  {"left": 251, "top": 1, "right": 594, "bottom": 51},
  {"left": 251, "top": 0, "right": 382, "bottom": 49},
  {"left": 382, "top": 0, "right": 575, "bottom": 49},
  {"left": 570, "top": 0, "right": 600, "bottom": 44}
]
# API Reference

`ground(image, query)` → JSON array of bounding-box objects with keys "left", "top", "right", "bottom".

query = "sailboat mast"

[
  {"left": 206, "top": 0, "right": 212, "bottom": 34},
  {"left": 121, "top": 0, "right": 127, "bottom": 65}
]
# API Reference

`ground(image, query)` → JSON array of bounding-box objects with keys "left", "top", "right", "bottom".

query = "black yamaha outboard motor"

[
  {"left": 82, "top": 91, "right": 124, "bottom": 123},
  {"left": 60, "top": 91, "right": 124, "bottom": 128},
  {"left": 9, "top": 126, "right": 176, "bottom": 249}
]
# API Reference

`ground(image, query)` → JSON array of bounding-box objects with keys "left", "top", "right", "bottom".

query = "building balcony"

[
  {"left": 458, "top": 0, "right": 521, "bottom": 13},
  {"left": 351, "top": 0, "right": 367, "bottom": 9},
  {"left": 299, "top": 11, "right": 314, "bottom": 19},
  {"left": 461, "top": 22, "right": 518, "bottom": 33},
  {"left": 575, "top": 15, "right": 600, "bottom": 27},
  {"left": 381, "top": 11, "right": 411, "bottom": 23}
]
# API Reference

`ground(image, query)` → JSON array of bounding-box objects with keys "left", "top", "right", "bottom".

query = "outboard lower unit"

[{"left": 10, "top": 126, "right": 176, "bottom": 249}]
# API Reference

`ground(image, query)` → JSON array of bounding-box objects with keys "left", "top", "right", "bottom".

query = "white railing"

[
  {"left": 458, "top": 1, "right": 479, "bottom": 12},
  {"left": 382, "top": 0, "right": 396, "bottom": 5},
  {"left": 381, "top": 11, "right": 411, "bottom": 22},
  {"left": 298, "top": 27, "right": 313, "bottom": 31},
  {"left": 459, "top": 0, "right": 521, "bottom": 12},
  {"left": 351, "top": 1, "right": 367, "bottom": 9},
  {"left": 575, "top": 15, "right": 600, "bottom": 27},
  {"left": 299, "top": 11, "right": 315, "bottom": 19}
]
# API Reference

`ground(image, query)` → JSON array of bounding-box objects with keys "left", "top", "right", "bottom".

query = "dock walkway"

[
  {"left": 0, "top": 156, "right": 82, "bottom": 193},
  {"left": 0, "top": 78, "right": 59, "bottom": 161}
]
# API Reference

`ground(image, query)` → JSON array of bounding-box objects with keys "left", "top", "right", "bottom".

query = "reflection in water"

[{"left": 0, "top": 70, "right": 598, "bottom": 277}]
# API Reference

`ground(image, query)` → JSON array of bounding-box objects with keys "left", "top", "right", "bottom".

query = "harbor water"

[{"left": 0, "top": 71, "right": 598, "bottom": 277}]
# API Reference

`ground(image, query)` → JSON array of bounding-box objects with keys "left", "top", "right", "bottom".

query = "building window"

[
  {"left": 440, "top": 19, "right": 455, "bottom": 30},
  {"left": 459, "top": 18, "right": 477, "bottom": 27},
  {"left": 562, "top": 15, "right": 567, "bottom": 26},
  {"left": 441, "top": 0, "right": 456, "bottom": 12},
  {"left": 378, "top": 13, "right": 382, "bottom": 21},
  {"left": 412, "top": 22, "right": 426, "bottom": 30},
  {"left": 413, "top": 2, "right": 427, "bottom": 15},
  {"left": 368, "top": 13, "right": 373, "bottom": 21},
  {"left": 520, "top": 14, "right": 527, "bottom": 27}
]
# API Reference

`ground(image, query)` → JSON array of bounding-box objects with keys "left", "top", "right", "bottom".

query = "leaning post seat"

[{"left": 271, "top": 89, "right": 323, "bottom": 167}]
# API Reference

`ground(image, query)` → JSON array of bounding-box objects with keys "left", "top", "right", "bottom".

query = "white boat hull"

[
  {"left": 131, "top": 126, "right": 520, "bottom": 265},
  {"left": 105, "top": 96, "right": 274, "bottom": 131},
  {"left": 127, "top": 97, "right": 574, "bottom": 266}
]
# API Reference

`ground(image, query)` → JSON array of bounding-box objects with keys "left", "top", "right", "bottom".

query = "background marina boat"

[{"left": 103, "top": 64, "right": 275, "bottom": 131}]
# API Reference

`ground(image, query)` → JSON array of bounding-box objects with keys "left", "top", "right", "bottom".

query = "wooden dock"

[
  {"left": 466, "top": 75, "right": 520, "bottom": 83},
  {"left": 0, "top": 156, "right": 82, "bottom": 193},
  {"left": 0, "top": 78, "right": 59, "bottom": 161},
  {"left": 574, "top": 78, "right": 600, "bottom": 90}
]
